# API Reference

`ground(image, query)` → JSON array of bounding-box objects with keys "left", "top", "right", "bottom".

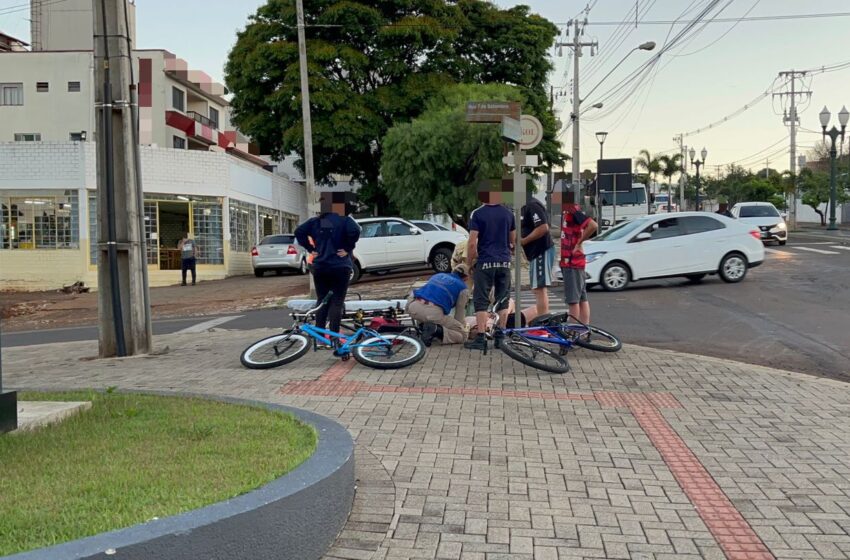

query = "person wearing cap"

[{"left": 407, "top": 265, "right": 470, "bottom": 346}]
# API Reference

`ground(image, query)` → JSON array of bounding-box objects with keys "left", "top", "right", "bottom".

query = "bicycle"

[
  {"left": 241, "top": 292, "right": 426, "bottom": 370},
  {"left": 484, "top": 299, "right": 621, "bottom": 374}
]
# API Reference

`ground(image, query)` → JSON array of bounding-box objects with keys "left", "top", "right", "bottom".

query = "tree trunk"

[{"left": 815, "top": 209, "right": 825, "bottom": 226}]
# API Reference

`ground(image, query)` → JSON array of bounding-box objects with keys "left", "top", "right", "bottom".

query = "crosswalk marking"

[
  {"left": 794, "top": 246, "right": 841, "bottom": 255},
  {"left": 175, "top": 315, "right": 243, "bottom": 334},
  {"left": 831, "top": 245, "right": 850, "bottom": 251}
]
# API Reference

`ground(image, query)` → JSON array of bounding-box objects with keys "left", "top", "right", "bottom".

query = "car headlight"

[
  {"left": 772, "top": 222, "right": 786, "bottom": 230},
  {"left": 585, "top": 252, "right": 606, "bottom": 264}
]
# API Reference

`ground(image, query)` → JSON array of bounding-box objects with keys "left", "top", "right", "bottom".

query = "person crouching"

[{"left": 407, "top": 265, "right": 470, "bottom": 346}]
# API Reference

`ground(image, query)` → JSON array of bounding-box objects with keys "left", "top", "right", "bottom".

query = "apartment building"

[{"left": 0, "top": 3, "right": 307, "bottom": 290}]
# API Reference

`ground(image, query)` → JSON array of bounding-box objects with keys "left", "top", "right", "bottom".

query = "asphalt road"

[{"left": 4, "top": 232, "right": 849, "bottom": 382}]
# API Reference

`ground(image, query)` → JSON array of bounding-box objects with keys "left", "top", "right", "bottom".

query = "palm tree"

[
  {"left": 659, "top": 153, "right": 683, "bottom": 197},
  {"left": 635, "top": 149, "right": 662, "bottom": 192}
]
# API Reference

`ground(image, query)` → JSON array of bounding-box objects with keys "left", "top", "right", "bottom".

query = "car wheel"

[
  {"left": 299, "top": 259, "right": 308, "bottom": 275},
  {"left": 254, "top": 269, "right": 264, "bottom": 278},
  {"left": 686, "top": 273, "right": 706, "bottom": 283},
  {"left": 431, "top": 248, "right": 453, "bottom": 273},
  {"left": 350, "top": 261, "right": 362, "bottom": 283},
  {"left": 719, "top": 252, "right": 747, "bottom": 283},
  {"left": 600, "top": 262, "right": 630, "bottom": 291}
]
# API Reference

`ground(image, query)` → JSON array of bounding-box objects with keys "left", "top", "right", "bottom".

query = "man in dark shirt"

[
  {"left": 520, "top": 196, "right": 554, "bottom": 322},
  {"left": 464, "top": 193, "right": 516, "bottom": 351}
]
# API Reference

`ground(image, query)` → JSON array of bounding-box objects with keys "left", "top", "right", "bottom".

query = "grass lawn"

[{"left": 0, "top": 390, "right": 317, "bottom": 556}]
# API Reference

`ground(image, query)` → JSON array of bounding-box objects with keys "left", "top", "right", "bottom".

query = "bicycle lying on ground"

[
  {"left": 484, "top": 300, "right": 622, "bottom": 374},
  {"left": 240, "top": 292, "right": 426, "bottom": 370}
]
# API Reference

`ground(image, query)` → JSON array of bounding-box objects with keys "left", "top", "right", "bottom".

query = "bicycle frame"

[{"left": 297, "top": 323, "right": 396, "bottom": 356}]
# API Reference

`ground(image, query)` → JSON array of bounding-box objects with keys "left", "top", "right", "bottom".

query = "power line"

[{"left": 558, "top": 11, "right": 850, "bottom": 26}]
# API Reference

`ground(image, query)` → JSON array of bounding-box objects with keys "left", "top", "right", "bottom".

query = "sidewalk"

[
  {"left": 793, "top": 223, "right": 850, "bottom": 239},
  {"left": 5, "top": 330, "right": 850, "bottom": 560}
]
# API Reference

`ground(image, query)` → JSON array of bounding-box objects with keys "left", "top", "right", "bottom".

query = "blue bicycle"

[
  {"left": 485, "top": 299, "right": 622, "bottom": 374},
  {"left": 240, "top": 292, "right": 426, "bottom": 370}
]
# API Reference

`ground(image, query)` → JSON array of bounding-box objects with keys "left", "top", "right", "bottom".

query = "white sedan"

[{"left": 583, "top": 212, "right": 765, "bottom": 291}]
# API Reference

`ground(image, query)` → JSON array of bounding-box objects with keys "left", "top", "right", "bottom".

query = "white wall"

[
  {"left": 795, "top": 199, "right": 844, "bottom": 224},
  {"left": 0, "top": 52, "right": 95, "bottom": 142}
]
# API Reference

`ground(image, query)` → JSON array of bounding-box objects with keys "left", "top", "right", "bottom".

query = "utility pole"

[
  {"left": 673, "top": 134, "right": 685, "bottom": 210},
  {"left": 765, "top": 158, "right": 769, "bottom": 179},
  {"left": 776, "top": 70, "right": 811, "bottom": 230},
  {"left": 296, "top": 0, "right": 319, "bottom": 297},
  {"left": 557, "top": 19, "right": 597, "bottom": 202},
  {"left": 94, "top": 0, "right": 151, "bottom": 357}
]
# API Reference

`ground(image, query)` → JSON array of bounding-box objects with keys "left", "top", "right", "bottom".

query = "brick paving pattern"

[{"left": 5, "top": 329, "right": 850, "bottom": 559}]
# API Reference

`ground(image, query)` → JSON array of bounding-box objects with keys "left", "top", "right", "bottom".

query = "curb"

[{"left": 3, "top": 393, "right": 355, "bottom": 560}]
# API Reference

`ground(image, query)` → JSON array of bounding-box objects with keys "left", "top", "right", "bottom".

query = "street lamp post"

[
  {"left": 819, "top": 106, "right": 849, "bottom": 230},
  {"left": 690, "top": 147, "right": 707, "bottom": 211},
  {"left": 595, "top": 131, "right": 608, "bottom": 160}
]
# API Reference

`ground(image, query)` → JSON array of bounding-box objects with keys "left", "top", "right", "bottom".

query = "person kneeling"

[{"left": 407, "top": 265, "right": 470, "bottom": 346}]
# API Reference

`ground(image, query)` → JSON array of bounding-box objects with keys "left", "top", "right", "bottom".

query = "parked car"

[
  {"left": 251, "top": 234, "right": 308, "bottom": 277},
  {"left": 411, "top": 220, "right": 449, "bottom": 232},
  {"left": 730, "top": 202, "right": 788, "bottom": 245},
  {"left": 418, "top": 216, "right": 470, "bottom": 236},
  {"left": 352, "top": 217, "right": 467, "bottom": 282},
  {"left": 581, "top": 212, "right": 765, "bottom": 291}
]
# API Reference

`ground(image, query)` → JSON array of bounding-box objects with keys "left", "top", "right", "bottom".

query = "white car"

[
  {"left": 352, "top": 217, "right": 467, "bottom": 282},
  {"left": 730, "top": 202, "right": 788, "bottom": 245},
  {"left": 582, "top": 212, "right": 765, "bottom": 291}
]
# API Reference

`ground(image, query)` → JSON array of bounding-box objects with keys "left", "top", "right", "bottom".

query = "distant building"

[{"left": 0, "top": 31, "right": 28, "bottom": 52}]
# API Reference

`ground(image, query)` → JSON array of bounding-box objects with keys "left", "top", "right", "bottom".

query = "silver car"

[{"left": 251, "top": 234, "right": 308, "bottom": 277}]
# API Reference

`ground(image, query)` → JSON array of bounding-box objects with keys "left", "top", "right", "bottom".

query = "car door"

[
  {"left": 627, "top": 217, "right": 692, "bottom": 278},
  {"left": 385, "top": 219, "right": 425, "bottom": 265},
  {"left": 680, "top": 216, "right": 728, "bottom": 272},
  {"left": 354, "top": 221, "right": 387, "bottom": 268}
]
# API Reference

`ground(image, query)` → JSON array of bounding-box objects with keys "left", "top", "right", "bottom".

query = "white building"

[{"left": 0, "top": 2, "right": 307, "bottom": 290}]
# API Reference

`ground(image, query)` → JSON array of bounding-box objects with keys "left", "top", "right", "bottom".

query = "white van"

[{"left": 591, "top": 184, "right": 650, "bottom": 227}]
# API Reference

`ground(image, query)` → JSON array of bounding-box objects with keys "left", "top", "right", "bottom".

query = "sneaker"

[
  {"left": 493, "top": 329, "right": 505, "bottom": 350},
  {"left": 464, "top": 334, "right": 487, "bottom": 352},
  {"left": 181, "top": 282, "right": 187, "bottom": 286},
  {"left": 420, "top": 323, "right": 438, "bottom": 347}
]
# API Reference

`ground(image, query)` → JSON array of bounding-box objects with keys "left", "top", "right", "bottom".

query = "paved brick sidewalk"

[{"left": 5, "top": 330, "right": 850, "bottom": 560}]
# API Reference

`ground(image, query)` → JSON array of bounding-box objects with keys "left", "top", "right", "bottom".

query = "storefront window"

[
  {"left": 229, "top": 199, "right": 256, "bottom": 252},
  {"left": 193, "top": 202, "right": 224, "bottom": 264},
  {"left": 0, "top": 191, "right": 78, "bottom": 250},
  {"left": 144, "top": 201, "right": 158, "bottom": 265},
  {"left": 282, "top": 212, "right": 299, "bottom": 234},
  {"left": 258, "top": 206, "right": 279, "bottom": 237}
]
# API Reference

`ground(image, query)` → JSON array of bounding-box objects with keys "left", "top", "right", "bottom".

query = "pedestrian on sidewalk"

[
  {"left": 464, "top": 190, "right": 516, "bottom": 351},
  {"left": 716, "top": 202, "right": 733, "bottom": 218},
  {"left": 560, "top": 192, "right": 598, "bottom": 324},
  {"left": 520, "top": 195, "right": 555, "bottom": 322},
  {"left": 177, "top": 232, "right": 198, "bottom": 286},
  {"left": 294, "top": 198, "right": 361, "bottom": 338},
  {"left": 407, "top": 265, "right": 470, "bottom": 346}
]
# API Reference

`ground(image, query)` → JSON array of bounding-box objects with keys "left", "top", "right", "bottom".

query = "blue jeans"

[{"left": 181, "top": 257, "right": 196, "bottom": 285}]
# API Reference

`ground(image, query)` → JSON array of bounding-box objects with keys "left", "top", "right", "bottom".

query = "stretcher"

[{"left": 286, "top": 298, "right": 416, "bottom": 331}]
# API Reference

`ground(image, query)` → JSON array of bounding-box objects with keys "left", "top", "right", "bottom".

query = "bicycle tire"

[
  {"left": 241, "top": 332, "right": 310, "bottom": 369},
  {"left": 573, "top": 325, "right": 622, "bottom": 353},
  {"left": 352, "top": 333, "right": 426, "bottom": 370},
  {"left": 501, "top": 335, "right": 570, "bottom": 374}
]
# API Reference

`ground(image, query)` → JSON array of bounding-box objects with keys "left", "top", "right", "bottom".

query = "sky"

[{"left": 2, "top": 0, "right": 849, "bottom": 174}]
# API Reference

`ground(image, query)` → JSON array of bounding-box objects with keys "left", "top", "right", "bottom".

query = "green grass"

[{"left": 0, "top": 390, "right": 317, "bottom": 556}]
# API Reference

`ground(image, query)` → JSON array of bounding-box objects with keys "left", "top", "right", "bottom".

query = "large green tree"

[{"left": 225, "top": 0, "right": 560, "bottom": 214}]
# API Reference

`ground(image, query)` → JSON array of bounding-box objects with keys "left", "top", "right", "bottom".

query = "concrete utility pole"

[
  {"left": 674, "top": 134, "right": 685, "bottom": 210},
  {"left": 775, "top": 70, "right": 811, "bottom": 231},
  {"left": 93, "top": 0, "right": 151, "bottom": 357}
]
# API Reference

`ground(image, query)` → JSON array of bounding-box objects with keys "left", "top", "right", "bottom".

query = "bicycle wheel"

[
  {"left": 571, "top": 325, "right": 622, "bottom": 353},
  {"left": 241, "top": 332, "right": 310, "bottom": 369},
  {"left": 501, "top": 335, "right": 570, "bottom": 374},
  {"left": 352, "top": 333, "right": 426, "bottom": 370}
]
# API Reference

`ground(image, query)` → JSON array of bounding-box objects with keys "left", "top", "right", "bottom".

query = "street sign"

[
  {"left": 520, "top": 114, "right": 543, "bottom": 150},
  {"left": 503, "top": 153, "right": 539, "bottom": 168},
  {"left": 597, "top": 158, "right": 632, "bottom": 192},
  {"left": 501, "top": 116, "right": 522, "bottom": 143},
  {"left": 466, "top": 101, "right": 521, "bottom": 123}
]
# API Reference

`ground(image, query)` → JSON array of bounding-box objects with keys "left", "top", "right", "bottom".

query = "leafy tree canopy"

[{"left": 225, "top": 0, "right": 561, "bottom": 214}]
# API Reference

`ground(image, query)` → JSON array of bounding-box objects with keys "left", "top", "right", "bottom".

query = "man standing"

[
  {"left": 560, "top": 193, "right": 598, "bottom": 324},
  {"left": 294, "top": 199, "right": 361, "bottom": 340},
  {"left": 465, "top": 192, "right": 516, "bottom": 351},
  {"left": 407, "top": 265, "right": 470, "bottom": 346},
  {"left": 520, "top": 196, "right": 554, "bottom": 322},
  {"left": 177, "top": 232, "right": 197, "bottom": 286},
  {"left": 716, "top": 202, "right": 733, "bottom": 218}
]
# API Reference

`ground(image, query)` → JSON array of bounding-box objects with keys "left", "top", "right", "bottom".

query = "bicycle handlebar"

[{"left": 303, "top": 291, "right": 334, "bottom": 316}]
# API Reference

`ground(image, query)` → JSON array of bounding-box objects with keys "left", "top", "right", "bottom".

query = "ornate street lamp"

[
  {"left": 595, "top": 131, "right": 608, "bottom": 160},
  {"left": 820, "top": 106, "right": 848, "bottom": 230},
  {"left": 689, "top": 147, "right": 707, "bottom": 211}
]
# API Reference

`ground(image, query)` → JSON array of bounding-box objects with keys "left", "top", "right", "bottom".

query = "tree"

[
  {"left": 225, "top": 0, "right": 560, "bottom": 214},
  {"left": 381, "top": 83, "right": 520, "bottom": 227},
  {"left": 635, "top": 149, "right": 661, "bottom": 192},
  {"left": 658, "top": 154, "right": 683, "bottom": 196},
  {"left": 798, "top": 168, "right": 848, "bottom": 225}
]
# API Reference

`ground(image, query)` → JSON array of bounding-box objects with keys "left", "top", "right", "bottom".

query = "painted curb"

[{"left": 3, "top": 394, "right": 355, "bottom": 560}]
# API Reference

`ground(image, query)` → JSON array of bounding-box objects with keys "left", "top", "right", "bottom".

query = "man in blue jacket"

[
  {"left": 294, "top": 202, "right": 361, "bottom": 336},
  {"left": 407, "top": 265, "right": 470, "bottom": 346}
]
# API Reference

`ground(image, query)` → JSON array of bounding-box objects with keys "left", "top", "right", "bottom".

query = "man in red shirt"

[{"left": 560, "top": 192, "right": 598, "bottom": 324}]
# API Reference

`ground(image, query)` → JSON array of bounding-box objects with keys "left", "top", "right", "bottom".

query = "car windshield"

[
  {"left": 260, "top": 235, "right": 295, "bottom": 245},
  {"left": 594, "top": 217, "right": 652, "bottom": 241},
  {"left": 599, "top": 188, "right": 647, "bottom": 206},
  {"left": 739, "top": 205, "right": 779, "bottom": 218},
  {"left": 413, "top": 222, "right": 438, "bottom": 231}
]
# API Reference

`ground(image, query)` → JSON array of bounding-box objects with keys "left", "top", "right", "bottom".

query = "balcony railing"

[{"left": 187, "top": 110, "right": 218, "bottom": 130}]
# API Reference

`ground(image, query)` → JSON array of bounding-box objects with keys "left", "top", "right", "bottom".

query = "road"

[{"left": 4, "top": 233, "right": 849, "bottom": 382}]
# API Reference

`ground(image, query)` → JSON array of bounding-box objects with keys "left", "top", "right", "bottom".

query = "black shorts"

[{"left": 473, "top": 264, "right": 511, "bottom": 312}]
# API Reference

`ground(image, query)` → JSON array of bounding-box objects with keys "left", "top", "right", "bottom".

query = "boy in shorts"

[{"left": 560, "top": 192, "right": 598, "bottom": 324}]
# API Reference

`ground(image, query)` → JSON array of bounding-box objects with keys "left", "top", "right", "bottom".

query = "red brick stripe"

[{"left": 630, "top": 405, "right": 775, "bottom": 560}]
